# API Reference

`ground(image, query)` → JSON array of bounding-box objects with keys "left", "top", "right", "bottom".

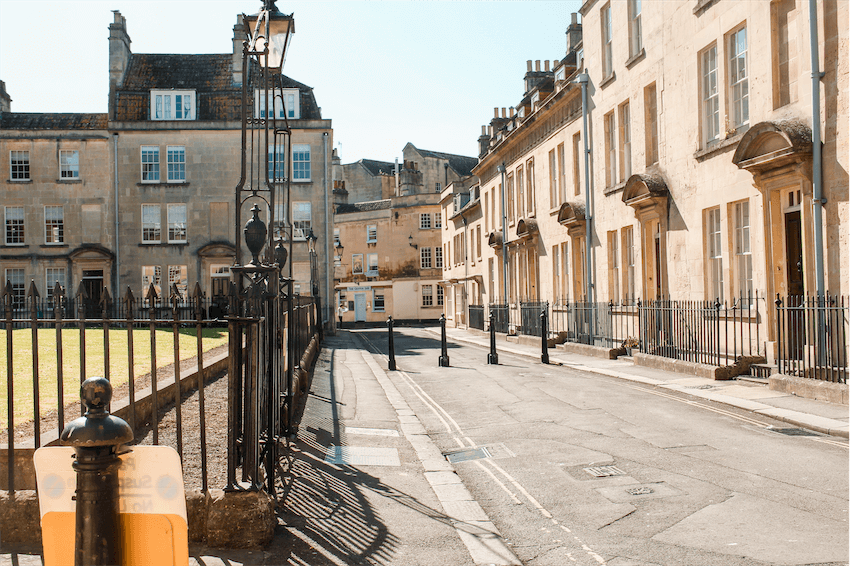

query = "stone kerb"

[{"left": 769, "top": 374, "right": 849, "bottom": 405}]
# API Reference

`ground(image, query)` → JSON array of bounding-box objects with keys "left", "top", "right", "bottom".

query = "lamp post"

[{"left": 308, "top": 228, "right": 323, "bottom": 341}]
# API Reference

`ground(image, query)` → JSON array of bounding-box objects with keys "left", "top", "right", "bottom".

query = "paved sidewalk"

[{"left": 429, "top": 326, "right": 849, "bottom": 439}]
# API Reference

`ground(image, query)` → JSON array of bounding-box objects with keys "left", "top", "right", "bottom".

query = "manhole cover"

[
  {"left": 626, "top": 486, "right": 655, "bottom": 495},
  {"left": 685, "top": 385, "right": 716, "bottom": 390},
  {"left": 444, "top": 447, "right": 491, "bottom": 464},
  {"left": 767, "top": 427, "right": 818, "bottom": 436},
  {"left": 584, "top": 465, "right": 626, "bottom": 477}
]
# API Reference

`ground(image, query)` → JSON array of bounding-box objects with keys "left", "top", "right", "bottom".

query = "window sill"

[
  {"left": 138, "top": 181, "right": 162, "bottom": 186},
  {"left": 2, "top": 244, "right": 28, "bottom": 248},
  {"left": 292, "top": 179, "right": 312, "bottom": 184},
  {"left": 694, "top": 130, "right": 746, "bottom": 162},
  {"left": 625, "top": 49, "right": 646, "bottom": 69},
  {"left": 6, "top": 179, "right": 32, "bottom": 184},
  {"left": 603, "top": 181, "right": 627, "bottom": 197},
  {"left": 693, "top": 0, "right": 719, "bottom": 15},
  {"left": 139, "top": 242, "right": 190, "bottom": 247},
  {"left": 57, "top": 178, "right": 82, "bottom": 184},
  {"left": 41, "top": 243, "right": 68, "bottom": 248},
  {"left": 165, "top": 181, "right": 189, "bottom": 186},
  {"left": 599, "top": 72, "right": 616, "bottom": 90}
]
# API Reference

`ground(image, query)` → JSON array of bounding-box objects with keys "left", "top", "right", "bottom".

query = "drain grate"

[
  {"left": 444, "top": 446, "right": 491, "bottom": 464},
  {"left": 767, "top": 426, "right": 818, "bottom": 437},
  {"left": 685, "top": 384, "right": 716, "bottom": 390},
  {"left": 584, "top": 465, "right": 626, "bottom": 477},
  {"left": 626, "top": 486, "right": 655, "bottom": 495}
]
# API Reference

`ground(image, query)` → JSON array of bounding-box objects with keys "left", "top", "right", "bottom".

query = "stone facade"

[
  {"left": 443, "top": 1, "right": 848, "bottom": 362},
  {"left": 334, "top": 144, "right": 476, "bottom": 324},
  {"left": 1, "top": 10, "right": 334, "bottom": 323}
]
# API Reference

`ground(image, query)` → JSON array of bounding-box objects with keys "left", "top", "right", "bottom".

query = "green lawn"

[{"left": 1, "top": 327, "right": 229, "bottom": 427}]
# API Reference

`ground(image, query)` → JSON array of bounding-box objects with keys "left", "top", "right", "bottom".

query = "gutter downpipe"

[
  {"left": 323, "top": 131, "right": 331, "bottom": 333},
  {"left": 498, "top": 164, "right": 509, "bottom": 328},
  {"left": 575, "top": 72, "right": 594, "bottom": 342},
  {"left": 808, "top": 0, "right": 826, "bottom": 362},
  {"left": 113, "top": 132, "right": 120, "bottom": 301}
]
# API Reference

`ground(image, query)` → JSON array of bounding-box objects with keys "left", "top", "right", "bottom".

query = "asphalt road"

[{"left": 355, "top": 327, "right": 849, "bottom": 566}]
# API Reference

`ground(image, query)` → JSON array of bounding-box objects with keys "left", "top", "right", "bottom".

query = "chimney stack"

[
  {"left": 567, "top": 13, "right": 582, "bottom": 53},
  {"left": 545, "top": 60, "right": 550, "bottom": 72}
]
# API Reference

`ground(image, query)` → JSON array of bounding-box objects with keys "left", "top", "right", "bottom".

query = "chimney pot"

[
  {"left": 535, "top": 60, "right": 541, "bottom": 72},
  {"left": 572, "top": 12, "right": 577, "bottom": 24},
  {"left": 545, "top": 60, "right": 550, "bottom": 72},
  {"left": 494, "top": 107, "right": 499, "bottom": 118},
  {"left": 501, "top": 107, "right": 506, "bottom": 118},
  {"left": 510, "top": 107, "right": 515, "bottom": 117},
  {"left": 527, "top": 60, "right": 533, "bottom": 71}
]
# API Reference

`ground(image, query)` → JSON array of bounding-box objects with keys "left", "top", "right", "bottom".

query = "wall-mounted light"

[{"left": 409, "top": 235, "right": 418, "bottom": 250}]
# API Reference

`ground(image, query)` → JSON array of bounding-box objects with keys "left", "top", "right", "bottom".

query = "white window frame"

[
  {"left": 292, "top": 144, "right": 311, "bottom": 182},
  {"left": 142, "top": 265, "right": 162, "bottom": 297},
  {"left": 292, "top": 201, "right": 311, "bottom": 240},
  {"left": 437, "top": 285, "right": 444, "bottom": 306},
  {"left": 434, "top": 212, "right": 442, "bottom": 229},
  {"left": 601, "top": 3, "right": 613, "bottom": 79},
  {"left": 167, "top": 146, "right": 186, "bottom": 182},
  {"left": 167, "top": 204, "right": 187, "bottom": 243},
  {"left": 624, "top": 227, "right": 635, "bottom": 301},
  {"left": 141, "top": 204, "right": 161, "bottom": 244},
  {"left": 366, "top": 253, "right": 378, "bottom": 276},
  {"left": 629, "top": 0, "right": 642, "bottom": 58},
  {"left": 255, "top": 88, "right": 300, "bottom": 120},
  {"left": 352, "top": 253, "right": 364, "bottom": 275},
  {"left": 435, "top": 246, "right": 443, "bottom": 269},
  {"left": 268, "top": 145, "right": 286, "bottom": 181},
  {"left": 706, "top": 207, "right": 724, "bottom": 302},
  {"left": 728, "top": 25, "right": 749, "bottom": 130},
  {"left": 609, "top": 231, "right": 620, "bottom": 303},
  {"left": 619, "top": 102, "right": 631, "bottom": 182},
  {"left": 420, "top": 247, "right": 433, "bottom": 269},
  {"left": 373, "top": 293, "right": 385, "bottom": 312},
  {"left": 419, "top": 213, "right": 432, "bottom": 230},
  {"left": 44, "top": 205, "right": 64, "bottom": 245},
  {"left": 151, "top": 90, "right": 195, "bottom": 121},
  {"left": 604, "top": 111, "right": 617, "bottom": 188},
  {"left": 10, "top": 150, "right": 30, "bottom": 180},
  {"left": 366, "top": 225, "right": 377, "bottom": 244},
  {"left": 733, "top": 200, "right": 753, "bottom": 303},
  {"left": 59, "top": 150, "right": 79, "bottom": 179},
  {"left": 45, "top": 267, "right": 67, "bottom": 301},
  {"left": 4, "top": 206, "right": 25, "bottom": 245},
  {"left": 422, "top": 284, "right": 433, "bottom": 307},
  {"left": 701, "top": 44, "right": 721, "bottom": 145},
  {"left": 168, "top": 265, "right": 189, "bottom": 299},
  {"left": 141, "top": 146, "right": 160, "bottom": 183},
  {"left": 5, "top": 268, "right": 25, "bottom": 308}
]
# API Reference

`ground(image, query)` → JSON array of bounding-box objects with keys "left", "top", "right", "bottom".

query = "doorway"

[
  {"left": 354, "top": 293, "right": 367, "bottom": 322},
  {"left": 784, "top": 210, "right": 805, "bottom": 359},
  {"left": 82, "top": 270, "right": 104, "bottom": 317}
]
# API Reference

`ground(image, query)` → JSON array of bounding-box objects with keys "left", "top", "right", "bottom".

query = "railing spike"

[
  {"left": 76, "top": 282, "right": 88, "bottom": 300},
  {"left": 100, "top": 286, "right": 112, "bottom": 306},
  {"left": 26, "top": 279, "right": 40, "bottom": 300},
  {"left": 146, "top": 282, "right": 159, "bottom": 303},
  {"left": 124, "top": 286, "right": 135, "bottom": 305}
]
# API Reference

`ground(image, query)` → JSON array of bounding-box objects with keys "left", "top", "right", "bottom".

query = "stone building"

[
  {"left": 333, "top": 143, "right": 476, "bottom": 325},
  {"left": 1, "top": 10, "right": 334, "bottom": 323},
  {"left": 444, "top": 1, "right": 848, "bottom": 361}
]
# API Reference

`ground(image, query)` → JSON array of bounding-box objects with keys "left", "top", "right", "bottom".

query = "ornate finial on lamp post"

[{"left": 244, "top": 204, "right": 267, "bottom": 266}]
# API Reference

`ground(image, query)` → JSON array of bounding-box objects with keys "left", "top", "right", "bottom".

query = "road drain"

[
  {"left": 444, "top": 446, "right": 491, "bottom": 463},
  {"left": 626, "top": 486, "right": 654, "bottom": 495},
  {"left": 584, "top": 465, "right": 626, "bottom": 477},
  {"left": 767, "top": 426, "right": 818, "bottom": 436}
]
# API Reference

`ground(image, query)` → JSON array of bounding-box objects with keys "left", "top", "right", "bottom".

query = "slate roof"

[
  {"left": 358, "top": 159, "right": 397, "bottom": 176},
  {"left": 0, "top": 113, "right": 108, "bottom": 130},
  {"left": 114, "top": 53, "right": 321, "bottom": 122},
  {"left": 336, "top": 199, "right": 392, "bottom": 214},
  {"left": 410, "top": 146, "right": 478, "bottom": 177}
]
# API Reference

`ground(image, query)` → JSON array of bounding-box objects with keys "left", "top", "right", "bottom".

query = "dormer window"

[
  {"left": 151, "top": 91, "right": 195, "bottom": 120},
  {"left": 255, "top": 88, "right": 300, "bottom": 120}
]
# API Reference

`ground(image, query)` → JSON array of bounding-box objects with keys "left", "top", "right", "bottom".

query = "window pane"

[
  {"left": 168, "top": 204, "right": 187, "bottom": 242},
  {"left": 45, "top": 206, "right": 64, "bottom": 244},
  {"left": 10, "top": 150, "right": 30, "bottom": 180},
  {"left": 167, "top": 146, "right": 185, "bottom": 181},
  {"left": 60, "top": 150, "right": 80, "bottom": 179},
  {"left": 142, "top": 205, "right": 161, "bottom": 242},
  {"left": 142, "top": 146, "right": 160, "bottom": 181},
  {"left": 292, "top": 145, "right": 311, "bottom": 180},
  {"left": 5, "top": 206, "right": 25, "bottom": 244}
]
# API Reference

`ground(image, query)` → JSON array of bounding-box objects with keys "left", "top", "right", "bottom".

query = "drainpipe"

[
  {"left": 323, "top": 131, "right": 331, "bottom": 333},
  {"left": 574, "top": 72, "right": 594, "bottom": 340},
  {"left": 498, "top": 164, "right": 509, "bottom": 310},
  {"left": 113, "top": 133, "right": 120, "bottom": 301},
  {"left": 808, "top": 1, "right": 825, "bottom": 299}
]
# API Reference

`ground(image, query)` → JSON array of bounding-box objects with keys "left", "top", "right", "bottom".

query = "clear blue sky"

[{"left": 0, "top": 0, "right": 581, "bottom": 163}]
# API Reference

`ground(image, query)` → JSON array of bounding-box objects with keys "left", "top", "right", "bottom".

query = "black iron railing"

[
  {"left": 776, "top": 294, "right": 847, "bottom": 384},
  {"left": 0, "top": 280, "right": 319, "bottom": 494},
  {"left": 549, "top": 299, "right": 636, "bottom": 348},
  {"left": 637, "top": 294, "right": 763, "bottom": 366},
  {"left": 519, "top": 301, "right": 548, "bottom": 337},
  {"left": 468, "top": 305, "right": 485, "bottom": 330},
  {"left": 489, "top": 304, "right": 509, "bottom": 334}
]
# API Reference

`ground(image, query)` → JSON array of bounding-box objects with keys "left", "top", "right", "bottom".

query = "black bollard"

[
  {"left": 438, "top": 314, "right": 450, "bottom": 367},
  {"left": 387, "top": 316, "right": 397, "bottom": 370},
  {"left": 61, "top": 377, "right": 133, "bottom": 566},
  {"left": 540, "top": 308, "right": 550, "bottom": 365},
  {"left": 487, "top": 308, "right": 499, "bottom": 364}
]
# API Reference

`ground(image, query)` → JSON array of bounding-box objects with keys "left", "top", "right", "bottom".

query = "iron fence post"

[
  {"left": 439, "top": 314, "right": 450, "bottom": 367},
  {"left": 540, "top": 308, "right": 550, "bottom": 364},
  {"left": 60, "top": 377, "right": 133, "bottom": 566},
  {"left": 488, "top": 307, "right": 499, "bottom": 364},
  {"left": 387, "top": 316, "right": 397, "bottom": 371}
]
